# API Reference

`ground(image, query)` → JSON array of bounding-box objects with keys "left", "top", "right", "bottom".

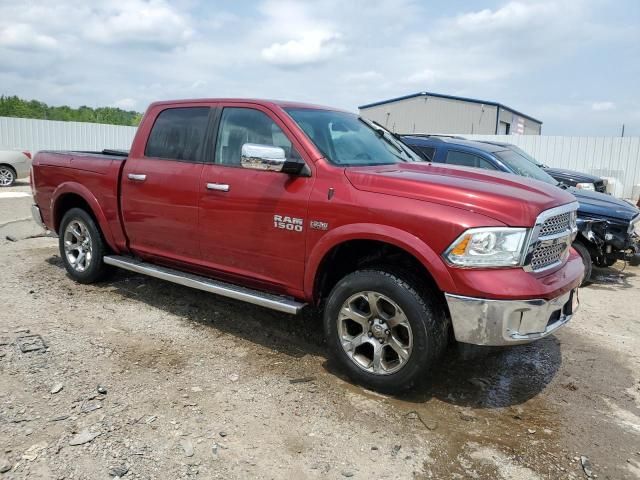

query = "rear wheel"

[
  {"left": 573, "top": 242, "right": 593, "bottom": 286},
  {"left": 0, "top": 166, "right": 16, "bottom": 187},
  {"left": 324, "top": 269, "right": 448, "bottom": 393},
  {"left": 59, "top": 208, "right": 111, "bottom": 283}
]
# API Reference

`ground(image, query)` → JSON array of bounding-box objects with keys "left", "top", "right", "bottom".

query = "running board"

[{"left": 103, "top": 255, "right": 306, "bottom": 314}]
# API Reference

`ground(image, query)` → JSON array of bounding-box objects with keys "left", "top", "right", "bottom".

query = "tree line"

[{"left": 0, "top": 95, "right": 142, "bottom": 126}]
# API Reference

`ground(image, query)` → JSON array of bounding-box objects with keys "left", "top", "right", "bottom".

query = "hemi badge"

[{"left": 310, "top": 220, "right": 329, "bottom": 231}]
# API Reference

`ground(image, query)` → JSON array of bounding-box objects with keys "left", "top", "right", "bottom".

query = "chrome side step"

[{"left": 103, "top": 255, "right": 306, "bottom": 314}]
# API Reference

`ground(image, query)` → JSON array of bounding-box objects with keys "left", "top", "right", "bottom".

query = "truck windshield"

[
  {"left": 494, "top": 150, "right": 559, "bottom": 186},
  {"left": 285, "top": 108, "right": 422, "bottom": 166}
]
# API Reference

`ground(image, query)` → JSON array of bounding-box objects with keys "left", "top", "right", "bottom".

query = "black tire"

[
  {"left": 59, "top": 208, "right": 111, "bottom": 284},
  {"left": 573, "top": 242, "right": 593, "bottom": 286},
  {"left": 0, "top": 165, "right": 16, "bottom": 187},
  {"left": 323, "top": 269, "right": 449, "bottom": 393}
]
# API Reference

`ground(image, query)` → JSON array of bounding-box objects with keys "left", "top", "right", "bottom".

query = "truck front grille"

[
  {"left": 525, "top": 203, "right": 578, "bottom": 273},
  {"left": 538, "top": 212, "right": 571, "bottom": 237},
  {"left": 530, "top": 243, "right": 568, "bottom": 271}
]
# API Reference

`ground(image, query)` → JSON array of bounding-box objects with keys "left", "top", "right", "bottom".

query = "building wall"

[
  {"left": 359, "top": 96, "right": 499, "bottom": 135},
  {"left": 497, "top": 108, "right": 542, "bottom": 135}
]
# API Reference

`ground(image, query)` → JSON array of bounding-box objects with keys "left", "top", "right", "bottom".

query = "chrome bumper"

[
  {"left": 445, "top": 289, "right": 578, "bottom": 346},
  {"left": 31, "top": 204, "right": 45, "bottom": 228}
]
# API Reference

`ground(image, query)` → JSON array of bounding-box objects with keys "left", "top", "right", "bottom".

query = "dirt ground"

[{"left": 1, "top": 181, "right": 639, "bottom": 480}]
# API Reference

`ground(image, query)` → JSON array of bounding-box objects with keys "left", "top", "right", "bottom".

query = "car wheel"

[
  {"left": 324, "top": 269, "right": 449, "bottom": 393},
  {"left": 0, "top": 166, "right": 16, "bottom": 187},
  {"left": 59, "top": 208, "right": 111, "bottom": 284},
  {"left": 573, "top": 242, "right": 593, "bottom": 286}
]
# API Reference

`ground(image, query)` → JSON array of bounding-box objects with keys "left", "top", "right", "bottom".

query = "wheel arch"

[
  {"left": 306, "top": 224, "right": 455, "bottom": 305},
  {"left": 51, "top": 183, "right": 117, "bottom": 250}
]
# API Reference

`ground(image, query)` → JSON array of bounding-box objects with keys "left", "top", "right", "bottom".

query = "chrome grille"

[
  {"left": 539, "top": 212, "right": 571, "bottom": 237},
  {"left": 530, "top": 243, "right": 567, "bottom": 271},
  {"left": 525, "top": 203, "right": 578, "bottom": 273}
]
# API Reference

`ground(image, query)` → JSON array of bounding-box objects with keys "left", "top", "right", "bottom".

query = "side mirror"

[
  {"left": 241, "top": 143, "right": 286, "bottom": 172},
  {"left": 240, "top": 143, "right": 307, "bottom": 175}
]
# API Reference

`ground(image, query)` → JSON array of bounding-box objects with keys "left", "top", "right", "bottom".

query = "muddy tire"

[
  {"left": 59, "top": 208, "right": 111, "bottom": 284},
  {"left": 573, "top": 242, "right": 593, "bottom": 286},
  {"left": 324, "top": 269, "right": 448, "bottom": 393}
]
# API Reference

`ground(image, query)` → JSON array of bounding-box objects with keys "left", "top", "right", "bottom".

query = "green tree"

[{"left": 0, "top": 95, "right": 142, "bottom": 126}]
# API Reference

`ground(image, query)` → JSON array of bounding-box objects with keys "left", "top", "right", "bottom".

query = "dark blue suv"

[{"left": 402, "top": 135, "right": 640, "bottom": 283}]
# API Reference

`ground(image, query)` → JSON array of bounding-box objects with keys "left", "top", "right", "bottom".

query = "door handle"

[
  {"left": 128, "top": 173, "right": 147, "bottom": 182},
  {"left": 206, "top": 183, "right": 230, "bottom": 192}
]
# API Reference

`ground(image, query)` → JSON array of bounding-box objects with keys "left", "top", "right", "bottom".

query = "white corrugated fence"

[
  {"left": 1, "top": 116, "right": 639, "bottom": 199},
  {"left": 0, "top": 116, "right": 136, "bottom": 154}
]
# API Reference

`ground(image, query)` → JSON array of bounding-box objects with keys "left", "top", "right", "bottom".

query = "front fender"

[
  {"left": 304, "top": 223, "right": 456, "bottom": 299},
  {"left": 51, "top": 182, "right": 118, "bottom": 251}
]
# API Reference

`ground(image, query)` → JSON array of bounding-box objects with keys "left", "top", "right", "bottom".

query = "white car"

[{"left": 0, "top": 150, "right": 32, "bottom": 186}]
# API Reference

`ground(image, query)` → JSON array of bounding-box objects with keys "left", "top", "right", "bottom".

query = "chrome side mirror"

[{"left": 241, "top": 143, "right": 286, "bottom": 172}]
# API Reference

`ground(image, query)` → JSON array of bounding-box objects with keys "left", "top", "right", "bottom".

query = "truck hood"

[
  {"left": 344, "top": 162, "right": 576, "bottom": 226},
  {"left": 571, "top": 187, "right": 640, "bottom": 222},
  {"left": 544, "top": 167, "right": 602, "bottom": 184}
]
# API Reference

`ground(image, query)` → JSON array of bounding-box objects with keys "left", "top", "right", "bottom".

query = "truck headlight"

[
  {"left": 575, "top": 182, "right": 595, "bottom": 191},
  {"left": 444, "top": 227, "right": 528, "bottom": 267}
]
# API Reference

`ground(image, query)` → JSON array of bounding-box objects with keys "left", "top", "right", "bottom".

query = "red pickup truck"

[{"left": 31, "top": 99, "right": 583, "bottom": 392}]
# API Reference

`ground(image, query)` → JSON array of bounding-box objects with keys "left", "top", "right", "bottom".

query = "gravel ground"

[{"left": 1, "top": 182, "right": 639, "bottom": 479}]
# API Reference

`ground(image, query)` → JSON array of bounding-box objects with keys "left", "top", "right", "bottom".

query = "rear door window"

[{"left": 145, "top": 107, "right": 210, "bottom": 162}]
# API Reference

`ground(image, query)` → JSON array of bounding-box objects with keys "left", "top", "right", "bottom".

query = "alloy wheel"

[
  {"left": 63, "top": 219, "right": 93, "bottom": 272},
  {"left": 0, "top": 167, "right": 15, "bottom": 186},
  {"left": 337, "top": 291, "right": 413, "bottom": 375}
]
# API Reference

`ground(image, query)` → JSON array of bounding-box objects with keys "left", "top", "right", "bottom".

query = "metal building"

[{"left": 359, "top": 91, "right": 543, "bottom": 135}]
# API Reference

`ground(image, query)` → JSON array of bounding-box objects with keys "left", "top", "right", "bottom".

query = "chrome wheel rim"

[
  {"left": 63, "top": 220, "right": 93, "bottom": 272},
  {"left": 338, "top": 291, "right": 413, "bottom": 375},
  {"left": 0, "top": 168, "right": 14, "bottom": 186}
]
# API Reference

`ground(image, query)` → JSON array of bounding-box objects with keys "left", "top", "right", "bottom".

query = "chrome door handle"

[
  {"left": 128, "top": 173, "right": 147, "bottom": 181},
  {"left": 206, "top": 183, "right": 230, "bottom": 192}
]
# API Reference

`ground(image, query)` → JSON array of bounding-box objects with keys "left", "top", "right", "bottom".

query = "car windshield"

[
  {"left": 506, "top": 144, "right": 545, "bottom": 167},
  {"left": 284, "top": 108, "right": 422, "bottom": 166},
  {"left": 494, "top": 149, "right": 559, "bottom": 186}
]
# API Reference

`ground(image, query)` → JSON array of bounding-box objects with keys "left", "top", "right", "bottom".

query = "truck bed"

[{"left": 32, "top": 149, "right": 128, "bottom": 247}]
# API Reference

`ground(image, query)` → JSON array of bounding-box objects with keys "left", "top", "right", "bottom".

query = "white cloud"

[
  {"left": 0, "top": 0, "right": 636, "bottom": 135},
  {"left": 113, "top": 98, "right": 137, "bottom": 109},
  {"left": 261, "top": 30, "right": 343, "bottom": 67},
  {"left": 344, "top": 71, "right": 384, "bottom": 82},
  {"left": 82, "top": 0, "right": 193, "bottom": 48},
  {"left": 592, "top": 101, "right": 615, "bottom": 111},
  {"left": 0, "top": 23, "right": 58, "bottom": 50}
]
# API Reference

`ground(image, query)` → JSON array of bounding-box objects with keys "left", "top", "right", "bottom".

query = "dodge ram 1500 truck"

[{"left": 31, "top": 99, "right": 583, "bottom": 392}]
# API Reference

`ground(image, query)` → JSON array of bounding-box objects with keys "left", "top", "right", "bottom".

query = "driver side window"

[{"left": 215, "top": 108, "right": 300, "bottom": 166}]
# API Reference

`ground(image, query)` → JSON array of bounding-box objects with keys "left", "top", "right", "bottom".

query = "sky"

[{"left": 0, "top": 0, "right": 638, "bottom": 136}]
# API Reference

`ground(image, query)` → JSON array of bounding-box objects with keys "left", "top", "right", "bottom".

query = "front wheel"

[
  {"left": 323, "top": 269, "right": 448, "bottom": 393},
  {"left": 59, "top": 208, "right": 111, "bottom": 284}
]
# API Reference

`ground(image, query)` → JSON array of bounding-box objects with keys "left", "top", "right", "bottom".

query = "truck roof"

[{"left": 148, "top": 98, "right": 346, "bottom": 112}]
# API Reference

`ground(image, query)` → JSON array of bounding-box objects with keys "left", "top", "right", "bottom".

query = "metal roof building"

[{"left": 359, "top": 91, "right": 542, "bottom": 135}]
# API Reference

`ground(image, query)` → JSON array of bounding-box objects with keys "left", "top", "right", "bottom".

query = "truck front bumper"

[{"left": 445, "top": 288, "right": 578, "bottom": 346}]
